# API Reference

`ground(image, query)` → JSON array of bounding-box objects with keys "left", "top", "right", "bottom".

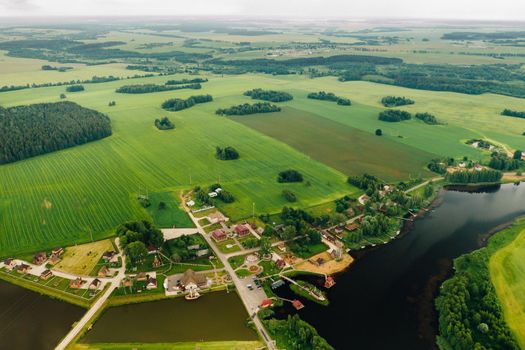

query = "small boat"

[{"left": 185, "top": 290, "right": 201, "bottom": 300}]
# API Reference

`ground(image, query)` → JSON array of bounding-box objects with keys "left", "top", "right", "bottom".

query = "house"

[
  {"left": 324, "top": 276, "right": 336, "bottom": 288},
  {"left": 48, "top": 254, "right": 61, "bottom": 265},
  {"left": 33, "top": 252, "right": 47, "bottom": 265},
  {"left": 40, "top": 269, "right": 53, "bottom": 280},
  {"left": 458, "top": 161, "right": 466, "bottom": 168},
  {"left": 186, "top": 200, "right": 195, "bottom": 207},
  {"left": 346, "top": 223, "right": 359, "bottom": 232},
  {"left": 3, "top": 258, "right": 17, "bottom": 271},
  {"left": 16, "top": 264, "right": 31, "bottom": 274},
  {"left": 330, "top": 248, "right": 343, "bottom": 260},
  {"left": 146, "top": 277, "right": 157, "bottom": 290},
  {"left": 136, "top": 272, "right": 148, "bottom": 281},
  {"left": 214, "top": 187, "right": 222, "bottom": 193},
  {"left": 275, "top": 259, "right": 286, "bottom": 269},
  {"left": 314, "top": 257, "right": 325, "bottom": 266},
  {"left": 234, "top": 224, "right": 250, "bottom": 237},
  {"left": 261, "top": 299, "right": 273, "bottom": 308},
  {"left": 475, "top": 164, "right": 483, "bottom": 171},
  {"left": 98, "top": 265, "right": 110, "bottom": 278},
  {"left": 70, "top": 277, "right": 85, "bottom": 289},
  {"left": 208, "top": 192, "right": 218, "bottom": 198},
  {"left": 211, "top": 229, "right": 227, "bottom": 242},
  {"left": 102, "top": 251, "right": 115, "bottom": 262},
  {"left": 122, "top": 278, "right": 133, "bottom": 288},
  {"left": 195, "top": 249, "right": 209, "bottom": 257},
  {"left": 292, "top": 299, "right": 304, "bottom": 310},
  {"left": 51, "top": 247, "right": 64, "bottom": 257},
  {"left": 187, "top": 244, "right": 200, "bottom": 250},
  {"left": 208, "top": 211, "right": 226, "bottom": 223},
  {"left": 147, "top": 245, "right": 158, "bottom": 255},
  {"left": 89, "top": 278, "right": 102, "bottom": 290},
  {"left": 334, "top": 227, "right": 343, "bottom": 234},
  {"left": 180, "top": 269, "right": 208, "bottom": 291}
]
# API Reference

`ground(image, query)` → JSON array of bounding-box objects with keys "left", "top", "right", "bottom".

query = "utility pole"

[{"left": 252, "top": 202, "right": 255, "bottom": 219}]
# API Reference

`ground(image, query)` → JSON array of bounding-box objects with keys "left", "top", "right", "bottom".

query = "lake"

[
  {"left": 0, "top": 279, "right": 85, "bottom": 350},
  {"left": 81, "top": 290, "right": 257, "bottom": 343},
  {"left": 274, "top": 183, "right": 525, "bottom": 349}
]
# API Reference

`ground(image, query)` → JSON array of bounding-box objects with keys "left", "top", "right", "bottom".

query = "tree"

[
  {"left": 125, "top": 241, "right": 147, "bottom": 265},
  {"left": 277, "top": 170, "right": 303, "bottom": 183},
  {"left": 375, "top": 128, "right": 382, "bottom": 136},
  {"left": 60, "top": 93, "right": 66, "bottom": 99},
  {"left": 259, "top": 237, "right": 272, "bottom": 256},
  {"left": 424, "top": 183, "right": 434, "bottom": 198},
  {"left": 158, "top": 201, "right": 166, "bottom": 210},
  {"left": 282, "top": 189, "right": 297, "bottom": 202},
  {"left": 513, "top": 150, "right": 523, "bottom": 160}
]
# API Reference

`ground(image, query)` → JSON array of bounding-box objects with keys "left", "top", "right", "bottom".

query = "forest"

[
  {"left": 215, "top": 102, "right": 281, "bottom": 116},
  {"left": 0, "top": 101, "right": 112, "bottom": 164},
  {"left": 116, "top": 83, "right": 201, "bottom": 93},
  {"left": 165, "top": 77, "right": 208, "bottom": 85},
  {"left": 161, "top": 95, "right": 213, "bottom": 111},
  {"left": 502, "top": 109, "right": 525, "bottom": 119},
  {"left": 415, "top": 112, "right": 440, "bottom": 125},
  {"left": 277, "top": 169, "right": 303, "bottom": 183},
  {"left": 307, "top": 91, "right": 351, "bottom": 105},
  {"left": 243, "top": 88, "right": 293, "bottom": 102}
]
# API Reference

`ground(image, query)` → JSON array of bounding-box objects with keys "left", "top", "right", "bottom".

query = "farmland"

[{"left": 489, "top": 219, "right": 525, "bottom": 348}]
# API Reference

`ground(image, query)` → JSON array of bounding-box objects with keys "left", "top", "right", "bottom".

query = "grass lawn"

[
  {"left": 228, "top": 255, "right": 246, "bottom": 270},
  {"left": 258, "top": 260, "right": 281, "bottom": 277},
  {"left": 144, "top": 191, "right": 195, "bottom": 228},
  {"left": 288, "top": 242, "right": 328, "bottom": 259},
  {"left": 55, "top": 239, "right": 114, "bottom": 276},
  {"left": 216, "top": 239, "right": 241, "bottom": 254},
  {"left": 489, "top": 218, "right": 525, "bottom": 348}
]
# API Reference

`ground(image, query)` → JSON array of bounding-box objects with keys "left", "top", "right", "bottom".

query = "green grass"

[
  {"left": 144, "top": 191, "right": 194, "bottom": 228},
  {"left": 1, "top": 70, "right": 524, "bottom": 258},
  {"left": 216, "top": 239, "right": 241, "bottom": 254},
  {"left": 489, "top": 218, "right": 525, "bottom": 348}
]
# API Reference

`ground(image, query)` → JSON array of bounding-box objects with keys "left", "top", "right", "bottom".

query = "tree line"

[
  {"left": 445, "top": 169, "right": 503, "bottom": 184},
  {"left": 501, "top": 109, "right": 525, "bottom": 119},
  {"left": 415, "top": 112, "right": 440, "bottom": 125},
  {"left": 162, "top": 95, "right": 213, "bottom": 112},
  {"left": 215, "top": 102, "right": 281, "bottom": 116},
  {"left": 0, "top": 101, "right": 112, "bottom": 164},
  {"left": 307, "top": 91, "right": 351, "bottom": 105},
  {"left": 165, "top": 77, "right": 208, "bottom": 85},
  {"left": 380, "top": 96, "right": 414, "bottom": 107},
  {"left": 489, "top": 153, "right": 521, "bottom": 171},
  {"left": 116, "top": 83, "right": 201, "bottom": 94},
  {"left": 243, "top": 88, "right": 293, "bottom": 102}
]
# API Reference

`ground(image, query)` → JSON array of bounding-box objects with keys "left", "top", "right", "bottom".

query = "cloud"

[{"left": 0, "top": 0, "right": 37, "bottom": 11}]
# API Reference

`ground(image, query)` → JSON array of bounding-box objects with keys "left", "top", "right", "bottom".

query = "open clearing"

[
  {"left": 489, "top": 219, "right": 525, "bottom": 348},
  {"left": 54, "top": 239, "right": 114, "bottom": 276},
  {"left": 1, "top": 72, "right": 524, "bottom": 256}
]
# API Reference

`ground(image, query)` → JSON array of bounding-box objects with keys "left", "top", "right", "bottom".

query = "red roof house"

[
  {"left": 234, "top": 224, "right": 250, "bottom": 237},
  {"left": 261, "top": 299, "right": 273, "bottom": 308},
  {"left": 211, "top": 229, "right": 227, "bottom": 242}
]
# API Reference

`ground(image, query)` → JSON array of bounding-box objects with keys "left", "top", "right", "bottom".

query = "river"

[
  {"left": 0, "top": 279, "right": 85, "bottom": 350},
  {"left": 274, "top": 183, "right": 525, "bottom": 350}
]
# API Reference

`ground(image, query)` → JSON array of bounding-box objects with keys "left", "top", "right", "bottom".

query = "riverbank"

[{"left": 435, "top": 217, "right": 525, "bottom": 350}]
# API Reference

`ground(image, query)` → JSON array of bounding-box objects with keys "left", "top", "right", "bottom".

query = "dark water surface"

[
  {"left": 0, "top": 279, "right": 85, "bottom": 350},
  {"left": 275, "top": 183, "right": 525, "bottom": 350},
  {"left": 82, "top": 290, "right": 257, "bottom": 343}
]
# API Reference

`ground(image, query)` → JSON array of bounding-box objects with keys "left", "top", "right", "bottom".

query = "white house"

[
  {"left": 208, "top": 192, "right": 218, "bottom": 198},
  {"left": 186, "top": 200, "right": 195, "bottom": 207}
]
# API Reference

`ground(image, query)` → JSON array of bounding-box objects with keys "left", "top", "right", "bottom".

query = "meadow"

[
  {"left": 1, "top": 55, "right": 525, "bottom": 257},
  {"left": 489, "top": 219, "right": 525, "bottom": 348}
]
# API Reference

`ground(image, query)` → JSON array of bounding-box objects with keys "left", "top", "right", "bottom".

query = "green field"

[
  {"left": 144, "top": 192, "right": 194, "bottom": 228},
  {"left": 1, "top": 37, "right": 525, "bottom": 258},
  {"left": 489, "top": 219, "right": 525, "bottom": 348}
]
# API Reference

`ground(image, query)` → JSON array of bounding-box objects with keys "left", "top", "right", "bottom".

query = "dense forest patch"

[
  {"left": 165, "top": 78, "right": 208, "bottom": 85},
  {"left": 116, "top": 83, "right": 201, "bottom": 94},
  {"left": 415, "top": 112, "right": 440, "bottom": 125},
  {"left": 154, "top": 117, "right": 175, "bottom": 130},
  {"left": 215, "top": 146, "right": 239, "bottom": 160},
  {"left": 161, "top": 95, "right": 213, "bottom": 111},
  {"left": 380, "top": 96, "right": 414, "bottom": 107},
  {"left": 502, "top": 109, "right": 525, "bottom": 119},
  {"left": 378, "top": 109, "right": 412, "bottom": 122},
  {"left": 216, "top": 102, "right": 281, "bottom": 116},
  {"left": 0, "top": 101, "right": 111, "bottom": 164},
  {"left": 244, "top": 88, "right": 293, "bottom": 102},
  {"left": 307, "top": 91, "right": 351, "bottom": 105}
]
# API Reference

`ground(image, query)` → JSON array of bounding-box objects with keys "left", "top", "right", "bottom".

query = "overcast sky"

[{"left": 1, "top": 0, "right": 524, "bottom": 21}]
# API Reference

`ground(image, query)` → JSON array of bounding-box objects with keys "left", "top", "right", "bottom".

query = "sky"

[{"left": 0, "top": 0, "right": 525, "bottom": 21}]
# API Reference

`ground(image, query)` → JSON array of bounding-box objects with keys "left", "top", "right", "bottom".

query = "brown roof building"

[
  {"left": 33, "top": 252, "right": 47, "bottom": 265},
  {"left": 211, "top": 229, "right": 227, "bottom": 242}
]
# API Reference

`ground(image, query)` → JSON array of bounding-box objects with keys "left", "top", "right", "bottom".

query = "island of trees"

[
  {"left": 244, "top": 88, "right": 293, "bottom": 102},
  {"left": 161, "top": 95, "right": 213, "bottom": 112},
  {"left": 216, "top": 102, "right": 281, "bottom": 116},
  {"left": 215, "top": 146, "right": 239, "bottom": 160},
  {"left": 116, "top": 83, "right": 201, "bottom": 94},
  {"left": 277, "top": 169, "right": 303, "bottom": 183},
  {"left": 501, "top": 109, "right": 525, "bottom": 119},
  {"left": 165, "top": 77, "right": 207, "bottom": 85},
  {"left": 489, "top": 153, "right": 521, "bottom": 171},
  {"left": 0, "top": 101, "right": 112, "bottom": 164},
  {"left": 415, "top": 112, "right": 440, "bottom": 125},
  {"left": 66, "top": 84, "right": 84, "bottom": 92},
  {"left": 116, "top": 220, "right": 164, "bottom": 266},
  {"left": 154, "top": 117, "right": 175, "bottom": 130},
  {"left": 378, "top": 109, "right": 412, "bottom": 122},
  {"left": 380, "top": 96, "right": 415, "bottom": 107},
  {"left": 307, "top": 91, "right": 351, "bottom": 105}
]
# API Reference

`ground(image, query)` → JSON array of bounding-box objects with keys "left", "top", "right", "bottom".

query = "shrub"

[
  {"left": 66, "top": 85, "right": 84, "bottom": 92},
  {"left": 278, "top": 170, "right": 303, "bottom": 183},
  {"left": 282, "top": 190, "right": 297, "bottom": 202},
  {"left": 375, "top": 128, "right": 382, "bottom": 136}
]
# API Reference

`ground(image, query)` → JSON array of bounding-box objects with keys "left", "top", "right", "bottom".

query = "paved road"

[
  {"left": 186, "top": 211, "right": 276, "bottom": 350},
  {"left": 405, "top": 176, "right": 444, "bottom": 194},
  {"left": 54, "top": 239, "right": 126, "bottom": 350},
  {"left": 161, "top": 227, "right": 199, "bottom": 240}
]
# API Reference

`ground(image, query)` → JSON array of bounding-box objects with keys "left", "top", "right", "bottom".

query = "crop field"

[
  {"left": 1, "top": 55, "right": 524, "bottom": 257},
  {"left": 232, "top": 107, "right": 435, "bottom": 180},
  {"left": 55, "top": 239, "right": 114, "bottom": 276},
  {"left": 489, "top": 219, "right": 525, "bottom": 348}
]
